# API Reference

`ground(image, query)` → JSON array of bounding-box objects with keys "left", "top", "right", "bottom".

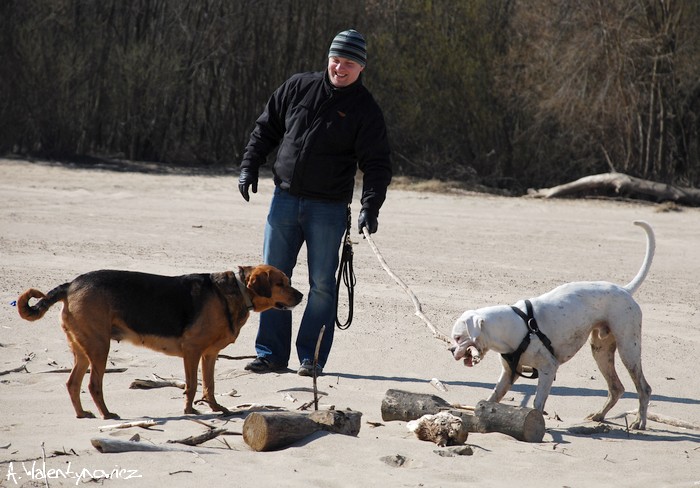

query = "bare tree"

[{"left": 499, "top": 0, "right": 700, "bottom": 186}]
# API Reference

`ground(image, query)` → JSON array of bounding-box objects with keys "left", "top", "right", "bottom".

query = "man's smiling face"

[{"left": 327, "top": 56, "right": 364, "bottom": 88}]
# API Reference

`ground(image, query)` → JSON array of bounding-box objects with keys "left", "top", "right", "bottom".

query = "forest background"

[{"left": 1, "top": 0, "right": 699, "bottom": 193}]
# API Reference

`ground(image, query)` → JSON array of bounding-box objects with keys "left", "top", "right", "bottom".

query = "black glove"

[
  {"left": 358, "top": 209, "right": 378, "bottom": 235},
  {"left": 238, "top": 167, "right": 258, "bottom": 202}
]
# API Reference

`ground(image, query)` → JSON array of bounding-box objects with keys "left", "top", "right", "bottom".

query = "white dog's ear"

[
  {"left": 466, "top": 315, "right": 483, "bottom": 341},
  {"left": 453, "top": 311, "right": 473, "bottom": 337}
]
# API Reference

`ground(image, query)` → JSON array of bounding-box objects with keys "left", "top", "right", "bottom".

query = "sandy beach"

[{"left": 1, "top": 158, "right": 698, "bottom": 487}]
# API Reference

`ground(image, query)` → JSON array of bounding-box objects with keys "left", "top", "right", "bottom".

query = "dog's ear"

[
  {"left": 452, "top": 311, "right": 481, "bottom": 342},
  {"left": 248, "top": 268, "right": 272, "bottom": 298},
  {"left": 466, "top": 314, "right": 483, "bottom": 341}
]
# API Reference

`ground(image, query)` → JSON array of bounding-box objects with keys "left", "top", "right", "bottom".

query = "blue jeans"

[{"left": 255, "top": 187, "right": 347, "bottom": 369}]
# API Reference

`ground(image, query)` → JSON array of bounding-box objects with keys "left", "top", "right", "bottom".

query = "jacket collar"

[{"left": 323, "top": 70, "right": 363, "bottom": 95}]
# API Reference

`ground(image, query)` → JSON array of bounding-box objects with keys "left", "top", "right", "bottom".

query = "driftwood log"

[
  {"left": 453, "top": 400, "right": 545, "bottom": 443},
  {"left": 381, "top": 390, "right": 545, "bottom": 443},
  {"left": 527, "top": 171, "right": 700, "bottom": 206},
  {"left": 381, "top": 389, "right": 454, "bottom": 422},
  {"left": 243, "top": 409, "right": 362, "bottom": 452}
]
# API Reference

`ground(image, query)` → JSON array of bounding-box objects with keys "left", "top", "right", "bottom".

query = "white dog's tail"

[{"left": 624, "top": 220, "right": 656, "bottom": 295}]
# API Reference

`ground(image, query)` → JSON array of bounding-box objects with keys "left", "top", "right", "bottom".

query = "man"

[{"left": 238, "top": 29, "right": 392, "bottom": 376}]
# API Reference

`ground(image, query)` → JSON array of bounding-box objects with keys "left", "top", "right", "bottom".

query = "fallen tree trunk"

[
  {"left": 381, "top": 390, "right": 545, "bottom": 443},
  {"left": 243, "top": 409, "right": 362, "bottom": 452},
  {"left": 527, "top": 172, "right": 700, "bottom": 206}
]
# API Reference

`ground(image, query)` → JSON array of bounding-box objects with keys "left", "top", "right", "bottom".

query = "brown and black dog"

[{"left": 17, "top": 265, "right": 303, "bottom": 419}]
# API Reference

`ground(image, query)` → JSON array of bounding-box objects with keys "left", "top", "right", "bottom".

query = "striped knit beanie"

[{"left": 328, "top": 29, "right": 367, "bottom": 67}]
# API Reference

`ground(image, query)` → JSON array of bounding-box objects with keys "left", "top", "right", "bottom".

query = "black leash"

[{"left": 335, "top": 206, "right": 355, "bottom": 330}]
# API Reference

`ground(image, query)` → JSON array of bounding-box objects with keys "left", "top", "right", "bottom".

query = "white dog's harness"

[{"left": 502, "top": 300, "right": 556, "bottom": 381}]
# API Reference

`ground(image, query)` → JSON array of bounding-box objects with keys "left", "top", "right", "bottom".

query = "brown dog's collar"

[{"left": 236, "top": 269, "right": 254, "bottom": 311}]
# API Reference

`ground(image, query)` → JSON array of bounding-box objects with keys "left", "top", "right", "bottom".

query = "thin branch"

[{"left": 362, "top": 228, "right": 452, "bottom": 344}]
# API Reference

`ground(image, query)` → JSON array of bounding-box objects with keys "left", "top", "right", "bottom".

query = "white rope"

[{"left": 362, "top": 227, "right": 451, "bottom": 345}]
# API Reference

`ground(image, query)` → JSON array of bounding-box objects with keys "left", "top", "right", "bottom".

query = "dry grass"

[{"left": 388, "top": 176, "right": 511, "bottom": 196}]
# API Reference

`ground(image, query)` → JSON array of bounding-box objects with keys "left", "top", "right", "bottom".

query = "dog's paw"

[{"left": 586, "top": 412, "right": 605, "bottom": 422}]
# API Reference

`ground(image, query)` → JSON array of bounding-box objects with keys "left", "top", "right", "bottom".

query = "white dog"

[{"left": 451, "top": 221, "right": 654, "bottom": 429}]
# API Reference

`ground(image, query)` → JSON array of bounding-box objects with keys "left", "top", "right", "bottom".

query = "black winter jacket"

[{"left": 241, "top": 71, "right": 392, "bottom": 214}]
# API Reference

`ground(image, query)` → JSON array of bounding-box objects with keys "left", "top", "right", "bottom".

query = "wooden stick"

[
  {"left": 217, "top": 354, "right": 257, "bottom": 361},
  {"left": 220, "top": 403, "right": 285, "bottom": 417},
  {"left": 313, "top": 325, "right": 325, "bottom": 411},
  {"left": 614, "top": 410, "right": 700, "bottom": 430},
  {"left": 129, "top": 378, "right": 186, "bottom": 390},
  {"left": 0, "top": 363, "right": 29, "bottom": 376},
  {"left": 39, "top": 367, "right": 127, "bottom": 374},
  {"left": 40, "top": 443, "right": 49, "bottom": 488},
  {"left": 90, "top": 437, "right": 214, "bottom": 454},
  {"left": 451, "top": 404, "right": 476, "bottom": 412},
  {"left": 167, "top": 428, "right": 229, "bottom": 446},
  {"left": 234, "top": 403, "right": 284, "bottom": 411},
  {"left": 362, "top": 228, "right": 451, "bottom": 344},
  {"left": 98, "top": 420, "right": 159, "bottom": 431}
]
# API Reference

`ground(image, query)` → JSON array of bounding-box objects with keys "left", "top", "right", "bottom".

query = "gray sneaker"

[{"left": 297, "top": 359, "right": 322, "bottom": 377}]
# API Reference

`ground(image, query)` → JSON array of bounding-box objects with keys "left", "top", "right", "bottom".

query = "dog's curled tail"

[
  {"left": 624, "top": 220, "right": 655, "bottom": 295},
  {"left": 17, "top": 284, "right": 69, "bottom": 321}
]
